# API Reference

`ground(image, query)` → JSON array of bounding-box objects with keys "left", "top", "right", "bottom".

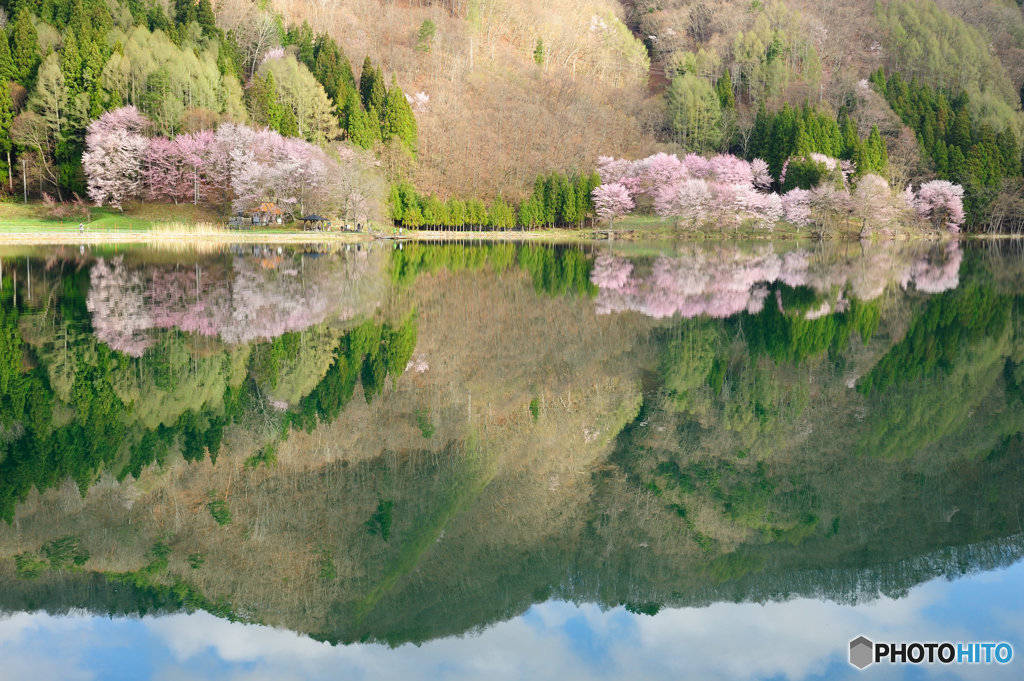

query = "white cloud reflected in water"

[{"left": 2, "top": 562, "right": 1023, "bottom": 681}]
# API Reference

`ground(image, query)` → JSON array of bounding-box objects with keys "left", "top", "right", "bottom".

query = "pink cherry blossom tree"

[
  {"left": 655, "top": 178, "right": 711, "bottom": 227},
  {"left": 915, "top": 180, "right": 965, "bottom": 234},
  {"left": 592, "top": 183, "right": 634, "bottom": 228},
  {"left": 781, "top": 188, "right": 812, "bottom": 228},
  {"left": 750, "top": 158, "right": 771, "bottom": 190},
  {"left": 83, "top": 106, "right": 151, "bottom": 210}
]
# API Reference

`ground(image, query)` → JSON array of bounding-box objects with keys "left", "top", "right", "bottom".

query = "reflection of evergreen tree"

[
  {"left": 389, "top": 242, "right": 598, "bottom": 298},
  {"left": 741, "top": 283, "right": 880, "bottom": 364},
  {"left": 858, "top": 276, "right": 1018, "bottom": 396}
]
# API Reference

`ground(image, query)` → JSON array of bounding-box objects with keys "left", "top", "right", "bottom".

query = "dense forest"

[{"left": 2, "top": 0, "right": 1024, "bottom": 230}]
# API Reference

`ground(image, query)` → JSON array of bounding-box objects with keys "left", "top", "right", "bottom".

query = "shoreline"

[{"left": 0, "top": 227, "right": 1011, "bottom": 245}]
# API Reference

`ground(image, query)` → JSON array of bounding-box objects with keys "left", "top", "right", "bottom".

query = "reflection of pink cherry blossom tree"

[{"left": 590, "top": 242, "right": 964, "bottom": 320}]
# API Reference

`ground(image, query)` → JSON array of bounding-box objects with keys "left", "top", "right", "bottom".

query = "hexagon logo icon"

[{"left": 850, "top": 636, "right": 874, "bottom": 669}]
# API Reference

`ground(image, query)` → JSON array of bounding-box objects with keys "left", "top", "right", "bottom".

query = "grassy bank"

[{"left": 0, "top": 201, "right": 961, "bottom": 244}]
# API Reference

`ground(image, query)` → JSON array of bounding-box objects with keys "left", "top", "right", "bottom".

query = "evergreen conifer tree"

[
  {"left": 715, "top": 70, "right": 734, "bottom": 109},
  {"left": 384, "top": 78, "right": 418, "bottom": 154},
  {"left": 369, "top": 65, "right": 386, "bottom": 123},
  {"left": 948, "top": 109, "right": 972, "bottom": 151},
  {"left": 11, "top": 8, "right": 40, "bottom": 85},
  {"left": 359, "top": 56, "right": 375, "bottom": 110},
  {"left": 533, "top": 37, "right": 544, "bottom": 65},
  {"left": 0, "top": 30, "right": 15, "bottom": 84},
  {"left": 346, "top": 91, "right": 376, "bottom": 149},
  {"left": 60, "top": 30, "right": 81, "bottom": 96},
  {"left": 0, "top": 81, "right": 12, "bottom": 191}
]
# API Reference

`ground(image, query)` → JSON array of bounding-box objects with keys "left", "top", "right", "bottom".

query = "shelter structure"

[{"left": 300, "top": 215, "right": 332, "bottom": 231}]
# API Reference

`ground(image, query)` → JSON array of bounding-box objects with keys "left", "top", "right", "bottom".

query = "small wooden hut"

[{"left": 255, "top": 203, "right": 285, "bottom": 226}]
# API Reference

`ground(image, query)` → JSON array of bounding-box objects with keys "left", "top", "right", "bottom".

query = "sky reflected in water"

[{"left": 2, "top": 558, "right": 1022, "bottom": 680}]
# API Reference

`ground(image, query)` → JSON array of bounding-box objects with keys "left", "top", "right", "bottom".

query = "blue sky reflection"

[{"left": 1, "top": 559, "right": 1022, "bottom": 681}]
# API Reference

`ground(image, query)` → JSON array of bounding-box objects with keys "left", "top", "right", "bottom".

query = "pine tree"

[
  {"left": 997, "top": 128, "right": 1021, "bottom": 177},
  {"left": 82, "top": 38, "right": 104, "bottom": 118},
  {"left": 0, "top": 81, "right": 13, "bottom": 190},
  {"left": 11, "top": 8, "right": 40, "bottom": 86},
  {"left": 246, "top": 72, "right": 280, "bottom": 129},
  {"left": 346, "top": 91, "right": 376, "bottom": 149},
  {"left": 748, "top": 102, "right": 769, "bottom": 160},
  {"left": 715, "top": 70, "right": 734, "bottom": 109},
  {"left": 359, "top": 56, "right": 375, "bottom": 111},
  {"left": 0, "top": 30, "right": 15, "bottom": 85},
  {"left": 384, "top": 78, "right": 418, "bottom": 154},
  {"left": 388, "top": 184, "right": 405, "bottom": 223},
  {"left": 369, "top": 66, "right": 386, "bottom": 123},
  {"left": 533, "top": 37, "right": 544, "bottom": 65},
  {"left": 416, "top": 19, "right": 436, "bottom": 53},
  {"left": 60, "top": 30, "right": 82, "bottom": 96},
  {"left": 466, "top": 198, "right": 487, "bottom": 227},
  {"left": 279, "top": 103, "right": 299, "bottom": 137},
  {"left": 195, "top": 0, "right": 217, "bottom": 37},
  {"left": 948, "top": 109, "right": 972, "bottom": 151},
  {"left": 294, "top": 21, "right": 315, "bottom": 69}
]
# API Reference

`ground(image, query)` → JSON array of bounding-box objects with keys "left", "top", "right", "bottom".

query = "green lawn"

[{"left": 0, "top": 202, "right": 319, "bottom": 236}]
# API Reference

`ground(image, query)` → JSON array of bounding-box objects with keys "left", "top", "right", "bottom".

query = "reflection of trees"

[
  {"left": 591, "top": 242, "right": 964, "bottom": 319},
  {"left": 85, "top": 250, "right": 384, "bottom": 354},
  {"left": 2, "top": 242, "right": 1023, "bottom": 650}
]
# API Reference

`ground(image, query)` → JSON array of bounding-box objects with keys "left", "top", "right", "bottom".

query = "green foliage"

[
  {"left": 188, "top": 553, "right": 206, "bottom": 569},
  {"left": 518, "top": 246, "right": 598, "bottom": 297},
  {"left": 876, "top": 0, "right": 1018, "bottom": 115},
  {"left": 415, "top": 409, "right": 436, "bottom": 438},
  {"left": 533, "top": 37, "right": 544, "bottom": 65},
  {"left": 245, "top": 444, "right": 278, "bottom": 469},
  {"left": 416, "top": 20, "right": 436, "bottom": 53},
  {"left": 624, "top": 601, "right": 662, "bottom": 616},
  {"left": 666, "top": 73, "right": 722, "bottom": 154},
  {"left": 14, "top": 553, "right": 48, "bottom": 580},
  {"left": 743, "top": 285, "right": 881, "bottom": 364},
  {"left": 858, "top": 280, "right": 1013, "bottom": 395},
  {"left": 748, "top": 103, "right": 855, "bottom": 181},
  {"left": 10, "top": 8, "right": 40, "bottom": 85},
  {"left": 529, "top": 397, "right": 540, "bottom": 422},
  {"left": 856, "top": 274, "right": 1021, "bottom": 458},
  {"left": 874, "top": 68, "right": 1022, "bottom": 222},
  {"left": 42, "top": 535, "right": 90, "bottom": 569},
  {"left": 715, "top": 69, "right": 735, "bottom": 109},
  {"left": 388, "top": 242, "right": 598, "bottom": 299},
  {"left": 366, "top": 498, "right": 395, "bottom": 541},
  {"left": 316, "top": 545, "right": 337, "bottom": 581},
  {"left": 207, "top": 496, "right": 232, "bottom": 526},
  {"left": 702, "top": 552, "right": 767, "bottom": 584},
  {"left": 384, "top": 78, "right": 418, "bottom": 154}
]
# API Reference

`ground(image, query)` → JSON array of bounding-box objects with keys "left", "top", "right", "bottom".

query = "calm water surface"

[{"left": 0, "top": 240, "right": 1021, "bottom": 680}]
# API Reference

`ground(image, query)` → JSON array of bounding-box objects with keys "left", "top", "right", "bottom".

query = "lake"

[{"left": 0, "top": 239, "right": 1021, "bottom": 680}]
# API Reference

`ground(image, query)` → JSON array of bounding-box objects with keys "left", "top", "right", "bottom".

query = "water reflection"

[{"left": 0, "top": 240, "right": 1022, "bottom": 676}]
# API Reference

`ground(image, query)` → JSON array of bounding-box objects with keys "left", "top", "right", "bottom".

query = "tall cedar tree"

[
  {"left": 11, "top": 8, "right": 40, "bottom": 85},
  {"left": 384, "top": 78, "right": 418, "bottom": 154},
  {"left": 359, "top": 56, "right": 375, "bottom": 112},
  {"left": 0, "top": 27, "right": 15, "bottom": 84}
]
